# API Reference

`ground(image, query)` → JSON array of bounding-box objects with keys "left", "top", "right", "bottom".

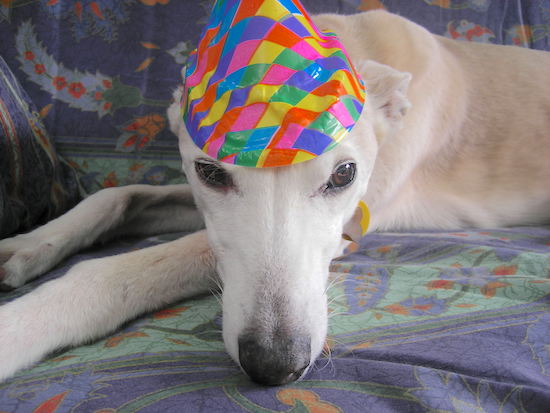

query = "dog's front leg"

[
  {"left": 0, "top": 184, "right": 204, "bottom": 289},
  {"left": 0, "top": 230, "right": 216, "bottom": 382}
]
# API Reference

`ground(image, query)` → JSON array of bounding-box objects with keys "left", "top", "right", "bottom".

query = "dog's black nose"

[{"left": 238, "top": 333, "right": 311, "bottom": 386}]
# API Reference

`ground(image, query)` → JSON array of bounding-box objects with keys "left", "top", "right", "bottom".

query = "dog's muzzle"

[{"left": 238, "top": 331, "right": 311, "bottom": 386}]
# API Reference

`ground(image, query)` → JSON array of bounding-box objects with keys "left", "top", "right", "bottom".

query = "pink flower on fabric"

[
  {"left": 68, "top": 82, "right": 86, "bottom": 99},
  {"left": 52, "top": 77, "right": 67, "bottom": 91},
  {"left": 34, "top": 64, "right": 46, "bottom": 74}
]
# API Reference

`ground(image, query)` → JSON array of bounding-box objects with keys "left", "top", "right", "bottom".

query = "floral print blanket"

[
  {"left": 1, "top": 0, "right": 549, "bottom": 412},
  {"left": 0, "top": 0, "right": 548, "bottom": 193},
  {"left": 0, "top": 227, "right": 549, "bottom": 412}
]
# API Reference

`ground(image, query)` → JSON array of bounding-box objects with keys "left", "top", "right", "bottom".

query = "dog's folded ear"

[
  {"left": 357, "top": 60, "right": 412, "bottom": 142},
  {"left": 168, "top": 86, "right": 185, "bottom": 135}
]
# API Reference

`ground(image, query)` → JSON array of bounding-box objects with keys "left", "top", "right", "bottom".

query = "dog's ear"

[
  {"left": 168, "top": 86, "right": 184, "bottom": 135},
  {"left": 357, "top": 60, "right": 412, "bottom": 141}
]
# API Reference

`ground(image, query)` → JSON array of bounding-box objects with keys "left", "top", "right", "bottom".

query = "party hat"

[{"left": 182, "top": 0, "right": 366, "bottom": 168}]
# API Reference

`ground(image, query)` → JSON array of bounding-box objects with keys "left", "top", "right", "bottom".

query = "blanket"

[{"left": 1, "top": 227, "right": 549, "bottom": 411}]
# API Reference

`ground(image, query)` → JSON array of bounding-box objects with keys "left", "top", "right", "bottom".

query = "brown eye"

[
  {"left": 325, "top": 161, "right": 356, "bottom": 193},
  {"left": 194, "top": 160, "right": 233, "bottom": 190}
]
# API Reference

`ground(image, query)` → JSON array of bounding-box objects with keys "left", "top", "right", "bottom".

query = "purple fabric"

[
  {"left": 0, "top": 227, "right": 549, "bottom": 412},
  {"left": 0, "top": 0, "right": 547, "bottom": 192},
  {"left": 0, "top": 0, "right": 549, "bottom": 411}
]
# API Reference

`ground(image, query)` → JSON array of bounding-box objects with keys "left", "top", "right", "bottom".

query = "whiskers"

[
  {"left": 314, "top": 336, "right": 348, "bottom": 374},
  {"left": 326, "top": 275, "right": 350, "bottom": 319},
  {"left": 206, "top": 273, "right": 224, "bottom": 308},
  {"left": 312, "top": 274, "right": 352, "bottom": 375},
  {"left": 324, "top": 273, "right": 347, "bottom": 296}
]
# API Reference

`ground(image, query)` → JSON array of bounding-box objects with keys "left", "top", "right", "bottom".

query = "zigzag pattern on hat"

[{"left": 182, "top": 0, "right": 366, "bottom": 168}]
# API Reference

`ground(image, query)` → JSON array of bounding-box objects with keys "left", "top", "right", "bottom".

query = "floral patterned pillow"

[{"left": 0, "top": 56, "right": 81, "bottom": 238}]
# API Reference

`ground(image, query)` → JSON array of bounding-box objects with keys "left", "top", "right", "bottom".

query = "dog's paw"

[
  {"left": 0, "top": 249, "right": 14, "bottom": 290},
  {"left": 0, "top": 296, "right": 55, "bottom": 382},
  {"left": 0, "top": 237, "right": 23, "bottom": 290},
  {"left": 0, "top": 235, "right": 57, "bottom": 290},
  {"left": 0, "top": 301, "right": 34, "bottom": 382}
]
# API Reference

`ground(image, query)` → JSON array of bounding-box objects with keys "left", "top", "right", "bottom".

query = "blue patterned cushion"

[{"left": 0, "top": 55, "right": 80, "bottom": 238}]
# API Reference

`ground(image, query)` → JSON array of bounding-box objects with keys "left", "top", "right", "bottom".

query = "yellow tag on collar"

[
  {"left": 358, "top": 200, "right": 370, "bottom": 236},
  {"left": 342, "top": 200, "right": 370, "bottom": 243}
]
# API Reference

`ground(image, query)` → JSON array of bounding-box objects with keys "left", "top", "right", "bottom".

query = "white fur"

[{"left": 0, "top": 10, "right": 549, "bottom": 383}]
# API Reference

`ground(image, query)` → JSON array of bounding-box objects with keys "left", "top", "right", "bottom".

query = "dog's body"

[{"left": 0, "top": 11, "right": 549, "bottom": 385}]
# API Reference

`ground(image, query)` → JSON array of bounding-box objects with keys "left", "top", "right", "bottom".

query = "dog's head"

[{"left": 167, "top": 56, "right": 410, "bottom": 385}]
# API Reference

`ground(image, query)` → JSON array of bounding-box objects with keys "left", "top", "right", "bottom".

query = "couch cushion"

[{"left": 0, "top": 55, "right": 80, "bottom": 238}]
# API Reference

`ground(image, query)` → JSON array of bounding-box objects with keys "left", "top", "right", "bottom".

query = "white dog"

[{"left": 0, "top": 11, "right": 549, "bottom": 386}]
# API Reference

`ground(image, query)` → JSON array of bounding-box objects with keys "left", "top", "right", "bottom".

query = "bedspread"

[
  {"left": 1, "top": 0, "right": 549, "bottom": 412},
  {"left": 1, "top": 227, "right": 549, "bottom": 412},
  {"left": 0, "top": 0, "right": 548, "bottom": 194}
]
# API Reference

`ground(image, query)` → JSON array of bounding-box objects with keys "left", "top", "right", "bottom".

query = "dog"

[{"left": 0, "top": 10, "right": 549, "bottom": 386}]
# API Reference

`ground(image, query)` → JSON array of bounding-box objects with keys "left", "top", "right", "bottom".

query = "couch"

[{"left": 1, "top": 0, "right": 549, "bottom": 411}]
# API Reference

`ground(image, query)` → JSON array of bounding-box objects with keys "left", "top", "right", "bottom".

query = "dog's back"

[{"left": 315, "top": 11, "right": 550, "bottom": 230}]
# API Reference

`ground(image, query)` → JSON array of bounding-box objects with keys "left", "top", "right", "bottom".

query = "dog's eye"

[
  {"left": 324, "top": 162, "right": 356, "bottom": 193},
  {"left": 194, "top": 160, "right": 233, "bottom": 190}
]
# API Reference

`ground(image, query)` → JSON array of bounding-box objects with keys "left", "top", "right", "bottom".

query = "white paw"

[
  {"left": 0, "top": 274, "right": 79, "bottom": 382},
  {"left": 0, "top": 297, "right": 40, "bottom": 382},
  {"left": 0, "top": 235, "right": 58, "bottom": 289}
]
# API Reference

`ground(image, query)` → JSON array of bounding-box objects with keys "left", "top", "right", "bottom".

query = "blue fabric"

[
  {"left": 0, "top": 1, "right": 549, "bottom": 411},
  {"left": 0, "top": 56, "right": 80, "bottom": 237},
  {"left": 1, "top": 0, "right": 546, "bottom": 193},
  {"left": 0, "top": 227, "right": 549, "bottom": 411}
]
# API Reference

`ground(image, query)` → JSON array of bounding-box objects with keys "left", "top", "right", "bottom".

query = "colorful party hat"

[{"left": 182, "top": 0, "right": 366, "bottom": 168}]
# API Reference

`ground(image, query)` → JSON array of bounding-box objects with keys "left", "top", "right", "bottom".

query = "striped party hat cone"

[{"left": 182, "top": 0, "right": 366, "bottom": 168}]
